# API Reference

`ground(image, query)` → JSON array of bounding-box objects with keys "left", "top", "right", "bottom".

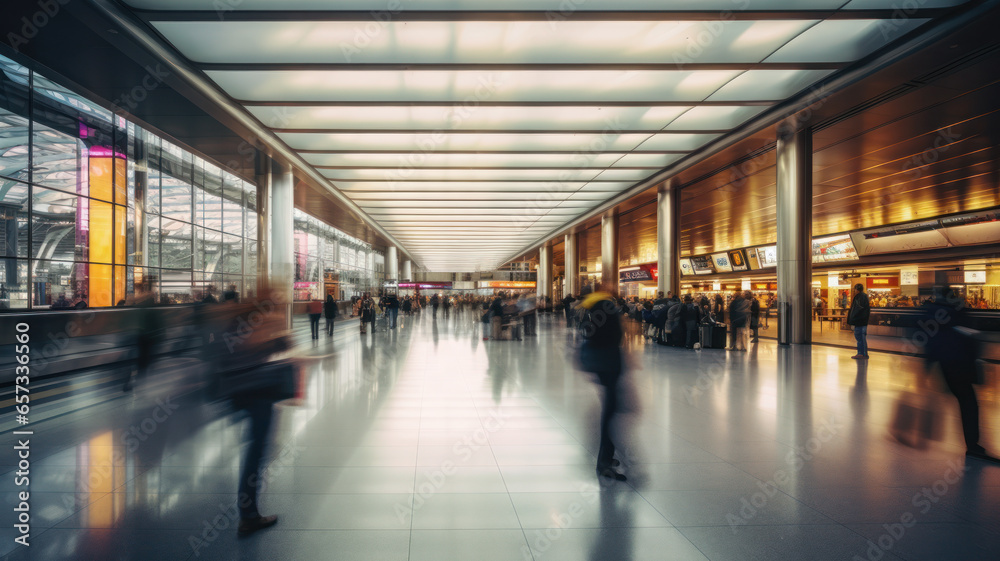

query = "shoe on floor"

[
  {"left": 238, "top": 515, "right": 278, "bottom": 537},
  {"left": 851, "top": 355, "right": 864, "bottom": 359},
  {"left": 966, "top": 449, "right": 1000, "bottom": 464},
  {"left": 597, "top": 467, "right": 627, "bottom": 481}
]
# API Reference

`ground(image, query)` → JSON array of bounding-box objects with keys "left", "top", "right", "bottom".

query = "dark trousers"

[
  {"left": 325, "top": 316, "right": 335, "bottom": 336},
  {"left": 685, "top": 327, "right": 697, "bottom": 348},
  {"left": 236, "top": 398, "right": 275, "bottom": 519},
  {"left": 597, "top": 372, "right": 621, "bottom": 470},
  {"left": 388, "top": 308, "right": 398, "bottom": 328},
  {"left": 309, "top": 313, "right": 321, "bottom": 339},
  {"left": 940, "top": 362, "right": 980, "bottom": 451},
  {"left": 565, "top": 308, "right": 573, "bottom": 328},
  {"left": 751, "top": 323, "right": 759, "bottom": 341}
]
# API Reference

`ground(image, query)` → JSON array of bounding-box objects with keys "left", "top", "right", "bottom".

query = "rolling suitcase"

[{"left": 699, "top": 324, "right": 728, "bottom": 349}]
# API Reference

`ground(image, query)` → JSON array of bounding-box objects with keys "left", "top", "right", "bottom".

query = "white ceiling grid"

[{"left": 122, "top": 0, "right": 967, "bottom": 271}]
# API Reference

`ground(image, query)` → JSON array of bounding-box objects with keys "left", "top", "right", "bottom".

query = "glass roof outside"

[{"left": 128, "top": 1, "right": 970, "bottom": 271}]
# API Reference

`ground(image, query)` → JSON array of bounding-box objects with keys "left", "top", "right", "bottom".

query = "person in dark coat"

[
  {"left": 847, "top": 283, "right": 870, "bottom": 359},
  {"left": 682, "top": 294, "right": 700, "bottom": 348},
  {"left": 576, "top": 286, "right": 627, "bottom": 481},
  {"left": 728, "top": 292, "right": 750, "bottom": 351},
  {"left": 323, "top": 294, "right": 338, "bottom": 337},
  {"left": 713, "top": 294, "right": 726, "bottom": 324},
  {"left": 748, "top": 292, "right": 761, "bottom": 342},
  {"left": 562, "top": 294, "right": 576, "bottom": 328},
  {"left": 921, "top": 290, "right": 997, "bottom": 463},
  {"left": 430, "top": 294, "right": 440, "bottom": 318}
]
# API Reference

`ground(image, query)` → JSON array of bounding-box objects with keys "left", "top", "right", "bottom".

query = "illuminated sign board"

[
  {"left": 729, "top": 250, "right": 748, "bottom": 272},
  {"left": 711, "top": 253, "right": 733, "bottom": 273},
  {"left": 620, "top": 264, "right": 658, "bottom": 282},
  {"left": 965, "top": 271, "right": 986, "bottom": 284},
  {"left": 691, "top": 255, "right": 715, "bottom": 275},
  {"left": 812, "top": 234, "right": 859, "bottom": 263},
  {"left": 757, "top": 246, "right": 777, "bottom": 267},
  {"left": 398, "top": 282, "right": 453, "bottom": 289},
  {"left": 477, "top": 281, "right": 537, "bottom": 289},
  {"left": 679, "top": 258, "right": 694, "bottom": 276}
]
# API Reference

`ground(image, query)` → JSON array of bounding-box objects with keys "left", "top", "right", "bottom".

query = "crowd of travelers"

[{"left": 561, "top": 290, "right": 772, "bottom": 351}]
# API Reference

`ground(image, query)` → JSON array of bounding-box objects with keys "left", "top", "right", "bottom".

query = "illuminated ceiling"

[{"left": 120, "top": 0, "right": 972, "bottom": 271}]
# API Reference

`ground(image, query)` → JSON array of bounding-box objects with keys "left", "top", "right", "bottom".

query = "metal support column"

[
  {"left": 401, "top": 259, "right": 413, "bottom": 282},
  {"left": 657, "top": 180, "right": 680, "bottom": 298},
  {"left": 564, "top": 233, "right": 579, "bottom": 298},
  {"left": 254, "top": 153, "right": 270, "bottom": 294},
  {"left": 270, "top": 159, "right": 294, "bottom": 329},
  {"left": 538, "top": 244, "right": 553, "bottom": 303},
  {"left": 601, "top": 211, "right": 619, "bottom": 294},
  {"left": 776, "top": 127, "right": 813, "bottom": 345}
]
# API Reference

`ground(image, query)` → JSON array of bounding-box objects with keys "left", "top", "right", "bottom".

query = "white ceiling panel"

[
  {"left": 127, "top": 0, "right": 958, "bottom": 271},
  {"left": 154, "top": 20, "right": 814, "bottom": 64},
  {"left": 248, "top": 105, "right": 697, "bottom": 131},
  {"left": 280, "top": 132, "right": 716, "bottom": 152},
  {"left": 206, "top": 69, "right": 743, "bottom": 103},
  {"left": 303, "top": 152, "right": 632, "bottom": 169}
]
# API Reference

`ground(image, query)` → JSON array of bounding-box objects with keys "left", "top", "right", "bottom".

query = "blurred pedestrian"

[
  {"left": 576, "top": 285, "right": 627, "bottom": 481},
  {"left": 324, "top": 294, "right": 338, "bottom": 337},
  {"left": 307, "top": 298, "right": 323, "bottom": 340},
  {"left": 922, "top": 290, "right": 998, "bottom": 463},
  {"left": 748, "top": 292, "right": 761, "bottom": 342}
]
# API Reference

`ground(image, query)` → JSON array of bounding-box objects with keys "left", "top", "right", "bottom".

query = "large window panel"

[
  {"left": 31, "top": 259, "right": 78, "bottom": 307},
  {"left": 160, "top": 218, "right": 192, "bottom": 270},
  {"left": 31, "top": 186, "right": 80, "bottom": 262},
  {"left": 203, "top": 227, "right": 222, "bottom": 275},
  {"left": 222, "top": 233, "right": 242, "bottom": 274},
  {"left": 222, "top": 176, "right": 243, "bottom": 236},
  {"left": 0, "top": 257, "right": 28, "bottom": 309},
  {"left": 0, "top": 179, "right": 29, "bottom": 259},
  {"left": 159, "top": 269, "right": 192, "bottom": 304},
  {"left": 0, "top": 112, "right": 30, "bottom": 184},
  {"left": 146, "top": 214, "right": 160, "bottom": 269},
  {"left": 161, "top": 174, "right": 192, "bottom": 224}
]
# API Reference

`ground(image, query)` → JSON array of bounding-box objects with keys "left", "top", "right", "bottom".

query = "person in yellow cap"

[{"left": 575, "top": 285, "right": 627, "bottom": 481}]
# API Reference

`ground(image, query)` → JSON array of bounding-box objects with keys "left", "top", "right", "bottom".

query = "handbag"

[{"left": 217, "top": 359, "right": 297, "bottom": 402}]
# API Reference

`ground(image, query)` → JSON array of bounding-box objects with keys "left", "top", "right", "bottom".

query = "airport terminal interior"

[{"left": 1, "top": 0, "right": 999, "bottom": 559}]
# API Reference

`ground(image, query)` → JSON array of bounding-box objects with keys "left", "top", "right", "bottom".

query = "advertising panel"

[
  {"left": 812, "top": 234, "right": 859, "bottom": 263},
  {"left": 679, "top": 258, "right": 694, "bottom": 276},
  {"left": 691, "top": 255, "right": 715, "bottom": 275},
  {"left": 711, "top": 253, "right": 733, "bottom": 273},
  {"left": 757, "top": 245, "right": 777, "bottom": 267},
  {"left": 728, "top": 249, "right": 748, "bottom": 272}
]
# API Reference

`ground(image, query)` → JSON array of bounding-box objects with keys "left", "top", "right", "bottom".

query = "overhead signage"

[
  {"left": 711, "top": 253, "right": 733, "bottom": 273},
  {"left": 741, "top": 280, "right": 751, "bottom": 291},
  {"left": 901, "top": 267, "right": 919, "bottom": 286},
  {"left": 757, "top": 245, "right": 777, "bottom": 268},
  {"left": 679, "top": 258, "right": 694, "bottom": 276},
  {"left": 399, "top": 282, "right": 453, "bottom": 289},
  {"left": 812, "top": 234, "right": 859, "bottom": 263},
  {"left": 746, "top": 248, "right": 762, "bottom": 270},
  {"left": 964, "top": 271, "right": 986, "bottom": 284},
  {"left": 866, "top": 276, "right": 899, "bottom": 289},
  {"left": 729, "top": 250, "right": 748, "bottom": 272},
  {"left": 477, "top": 281, "right": 536, "bottom": 289},
  {"left": 620, "top": 264, "right": 657, "bottom": 282},
  {"left": 691, "top": 255, "right": 715, "bottom": 275}
]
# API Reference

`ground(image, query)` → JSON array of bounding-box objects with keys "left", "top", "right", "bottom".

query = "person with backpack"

[
  {"left": 575, "top": 286, "right": 627, "bottom": 481},
  {"left": 682, "top": 294, "right": 701, "bottom": 348}
]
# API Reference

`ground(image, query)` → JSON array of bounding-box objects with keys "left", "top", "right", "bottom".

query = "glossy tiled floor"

[{"left": 2, "top": 311, "right": 999, "bottom": 560}]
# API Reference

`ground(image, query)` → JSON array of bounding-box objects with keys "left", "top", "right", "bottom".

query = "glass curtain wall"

[
  {"left": 0, "top": 52, "right": 259, "bottom": 309},
  {"left": 292, "top": 208, "right": 383, "bottom": 301}
]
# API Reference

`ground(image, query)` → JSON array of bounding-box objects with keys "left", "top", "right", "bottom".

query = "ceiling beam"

[
  {"left": 135, "top": 9, "right": 953, "bottom": 22},
  {"left": 199, "top": 62, "right": 846, "bottom": 71}
]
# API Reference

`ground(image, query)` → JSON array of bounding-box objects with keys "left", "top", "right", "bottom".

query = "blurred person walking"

[
  {"left": 207, "top": 292, "right": 294, "bottom": 537},
  {"left": 307, "top": 297, "right": 323, "bottom": 340},
  {"left": 324, "top": 294, "right": 338, "bottom": 337},
  {"left": 728, "top": 292, "right": 750, "bottom": 351},
  {"left": 123, "top": 289, "right": 162, "bottom": 392},
  {"left": 847, "top": 283, "right": 870, "bottom": 359},
  {"left": 575, "top": 286, "right": 627, "bottom": 481},
  {"left": 922, "top": 290, "right": 999, "bottom": 463}
]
